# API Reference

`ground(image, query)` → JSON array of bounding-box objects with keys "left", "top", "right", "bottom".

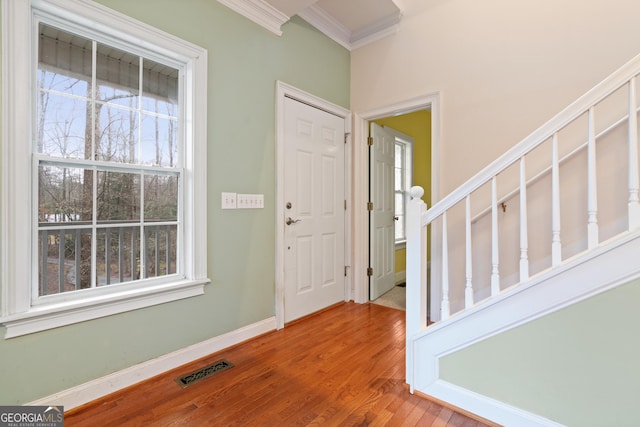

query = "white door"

[
  {"left": 369, "top": 122, "right": 396, "bottom": 300},
  {"left": 283, "top": 97, "right": 345, "bottom": 323}
]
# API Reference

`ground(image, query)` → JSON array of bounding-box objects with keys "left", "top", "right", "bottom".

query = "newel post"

[{"left": 405, "top": 186, "right": 427, "bottom": 391}]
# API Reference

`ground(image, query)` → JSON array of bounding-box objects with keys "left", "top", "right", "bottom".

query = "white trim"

[
  {"left": 298, "top": 4, "right": 401, "bottom": 51},
  {"left": 28, "top": 316, "right": 277, "bottom": 410},
  {"left": 345, "top": 126, "right": 354, "bottom": 302},
  {"left": 411, "top": 231, "right": 640, "bottom": 426},
  {"left": 395, "top": 270, "right": 405, "bottom": 285},
  {"left": 1, "top": 0, "right": 209, "bottom": 337},
  {"left": 353, "top": 93, "right": 440, "bottom": 304},
  {"left": 216, "top": 0, "right": 289, "bottom": 36},
  {"left": 297, "top": 5, "right": 351, "bottom": 50},
  {"left": 1, "top": 280, "right": 207, "bottom": 338},
  {"left": 425, "top": 381, "right": 566, "bottom": 427},
  {"left": 34, "top": 0, "right": 209, "bottom": 60},
  {"left": 1, "top": 0, "right": 32, "bottom": 316},
  {"left": 350, "top": 12, "right": 401, "bottom": 50},
  {"left": 275, "top": 81, "right": 351, "bottom": 330},
  {"left": 352, "top": 114, "right": 370, "bottom": 304},
  {"left": 215, "top": 0, "right": 401, "bottom": 50}
]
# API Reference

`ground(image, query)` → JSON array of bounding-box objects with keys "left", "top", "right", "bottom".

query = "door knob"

[
  {"left": 394, "top": 216, "right": 399, "bottom": 221},
  {"left": 286, "top": 217, "right": 301, "bottom": 225}
]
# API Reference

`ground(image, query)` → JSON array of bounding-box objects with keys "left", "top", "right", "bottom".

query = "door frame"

[
  {"left": 352, "top": 93, "right": 441, "bottom": 317},
  {"left": 275, "top": 81, "right": 352, "bottom": 329}
]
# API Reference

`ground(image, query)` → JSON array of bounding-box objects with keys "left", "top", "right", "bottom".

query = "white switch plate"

[
  {"left": 237, "top": 193, "right": 264, "bottom": 209},
  {"left": 221, "top": 192, "right": 237, "bottom": 209}
]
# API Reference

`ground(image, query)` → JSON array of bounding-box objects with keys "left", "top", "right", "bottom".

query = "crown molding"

[
  {"left": 297, "top": 4, "right": 351, "bottom": 50},
  {"left": 350, "top": 11, "right": 401, "bottom": 50},
  {"left": 217, "top": 0, "right": 401, "bottom": 49},
  {"left": 217, "top": 0, "right": 290, "bottom": 36},
  {"left": 298, "top": 4, "right": 400, "bottom": 51}
]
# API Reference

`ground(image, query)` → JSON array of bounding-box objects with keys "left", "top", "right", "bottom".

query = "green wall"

[
  {"left": 374, "top": 110, "right": 431, "bottom": 273},
  {"left": 440, "top": 279, "right": 640, "bottom": 426},
  {"left": 0, "top": 0, "right": 349, "bottom": 404}
]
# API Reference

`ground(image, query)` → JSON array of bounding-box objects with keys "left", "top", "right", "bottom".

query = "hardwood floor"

[{"left": 65, "top": 302, "right": 498, "bottom": 426}]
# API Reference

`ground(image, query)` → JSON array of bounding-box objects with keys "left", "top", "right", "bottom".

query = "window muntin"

[{"left": 35, "top": 22, "right": 182, "bottom": 299}]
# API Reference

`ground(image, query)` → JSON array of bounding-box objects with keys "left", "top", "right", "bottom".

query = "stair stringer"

[{"left": 410, "top": 231, "right": 640, "bottom": 427}]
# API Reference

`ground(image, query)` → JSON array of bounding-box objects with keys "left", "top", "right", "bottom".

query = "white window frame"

[
  {"left": 1, "top": 0, "right": 209, "bottom": 338},
  {"left": 389, "top": 128, "right": 413, "bottom": 247}
]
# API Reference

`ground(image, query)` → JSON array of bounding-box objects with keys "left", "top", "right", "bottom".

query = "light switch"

[
  {"left": 237, "top": 193, "right": 264, "bottom": 209},
  {"left": 221, "top": 192, "right": 237, "bottom": 209}
]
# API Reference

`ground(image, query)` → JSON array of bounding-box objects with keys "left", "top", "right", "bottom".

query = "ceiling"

[{"left": 217, "top": 0, "right": 403, "bottom": 50}]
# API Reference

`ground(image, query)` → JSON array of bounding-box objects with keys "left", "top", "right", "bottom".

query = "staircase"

[{"left": 405, "top": 53, "right": 640, "bottom": 426}]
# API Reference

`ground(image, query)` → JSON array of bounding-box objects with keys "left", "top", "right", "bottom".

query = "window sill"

[{"left": 0, "top": 278, "right": 210, "bottom": 338}]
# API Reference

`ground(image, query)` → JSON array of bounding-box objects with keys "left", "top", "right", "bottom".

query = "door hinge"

[
  {"left": 367, "top": 202, "right": 373, "bottom": 211},
  {"left": 367, "top": 267, "right": 373, "bottom": 277},
  {"left": 367, "top": 136, "right": 374, "bottom": 146},
  {"left": 344, "top": 199, "right": 347, "bottom": 210},
  {"left": 344, "top": 266, "right": 350, "bottom": 276},
  {"left": 344, "top": 133, "right": 350, "bottom": 144}
]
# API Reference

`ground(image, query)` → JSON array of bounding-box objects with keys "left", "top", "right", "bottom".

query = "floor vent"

[{"left": 175, "top": 359, "right": 233, "bottom": 388}]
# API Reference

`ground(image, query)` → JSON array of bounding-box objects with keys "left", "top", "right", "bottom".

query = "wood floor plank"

[
  {"left": 416, "top": 400, "right": 444, "bottom": 426},
  {"left": 65, "top": 302, "right": 500, "bottom": 427},
  {"left": 432, "top": 407, "right": 456, "bottom": 427}
]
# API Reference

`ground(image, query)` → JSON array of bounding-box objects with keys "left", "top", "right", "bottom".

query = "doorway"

[
  {"left": 275, "top": 82, "right": 352, "bottom": 329},
  {"left": 369, "top": 110, "right": 432, "bottom": 310},
  {"left": 352, "top": 93, "right": 440, "bottom": 320}
]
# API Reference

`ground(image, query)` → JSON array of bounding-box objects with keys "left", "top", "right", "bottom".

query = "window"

[
  {"left": 1, "top": 0, "right": 209, "bottom": 338},
  {"left": 394, "top": 134, "right": 413, "bottom": 244},
  {"left": 37, "top": 22, "right": 182, "bottom": 294}
]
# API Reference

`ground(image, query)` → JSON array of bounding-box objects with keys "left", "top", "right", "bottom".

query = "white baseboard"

[
  {"left": 28, "top": 316, "right": 277, "bottom": 410},
  {"left": 426, "top": 381, "right": 566, "bottom": 427},
  {"left": 395, "top": 270, "right": 406, "bottom": 285}
]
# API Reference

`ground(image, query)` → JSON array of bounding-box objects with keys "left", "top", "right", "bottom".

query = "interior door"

[
  {"left": 283, "top": 97, "right": 345, "bottom": 323},
  {"left": 369, "top": 122, "right": 396, "bottom": 300}
]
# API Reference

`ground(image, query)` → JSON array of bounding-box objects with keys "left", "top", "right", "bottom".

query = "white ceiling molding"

[
  {"left": 217, "top": 0, "right": 402, "bottom": 49},
  {"left": 297, "top": 4, "right": 351, "bottom": 50},
  {"left": 265, "top": 0, "right": 318, "bottom": 18},
  {"left": 298, "top": 4, "right": 400, "bottom": 51},
  {"left": 217, "top": 0, "right": 289, "bottom": 36},
  {"left": 349, "top": 11, "right": 401, "bottom": 50}
]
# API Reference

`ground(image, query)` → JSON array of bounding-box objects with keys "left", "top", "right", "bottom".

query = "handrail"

[
  {"left": 424, "top": 52, "right": 640, "bottom": 225},
  {"left": 469, "top": 104, "right": 640, "bottom": 225}
]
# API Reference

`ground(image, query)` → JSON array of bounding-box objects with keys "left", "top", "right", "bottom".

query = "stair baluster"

[
  {"left": 441, "top": 211, "right": 450, "bottom": 319},
  {"left": 551, "top": 133, "right": 562, "bottom": 266},
  {"left": 587, "top": 107, "right": 599, "bottom": 249},
  {"left": 490, "top": 177, "right": 500, "bottom": 296},
  {"left": 519, "top": 157, "right": 529, "bottom": 281},
  {"left": 628, "top": 77, "right": 640, "bottom": 230},
  {"left": 464, "top": 195, "right": 474, "bottom": 308}
]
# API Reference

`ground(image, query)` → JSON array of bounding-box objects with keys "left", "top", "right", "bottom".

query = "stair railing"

[{"left": 406, "top": 52, "right": 640, "bottom": 388}]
